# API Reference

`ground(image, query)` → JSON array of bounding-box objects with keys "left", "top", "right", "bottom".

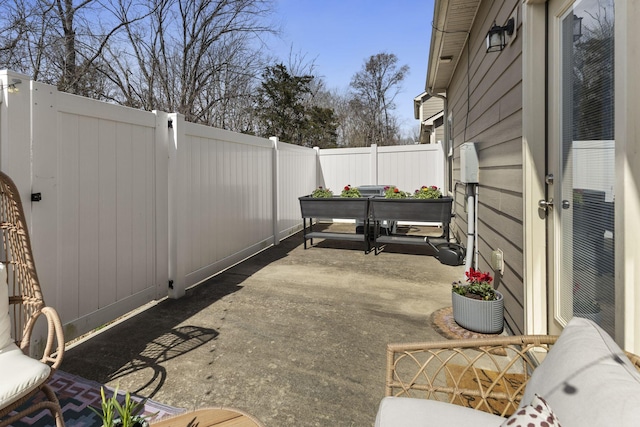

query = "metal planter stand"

[
  {"left": 451, "top": 289, "right": 504, "bottom": 334},
  {"left": 298, "top": 196, "right": 371, "bottom": 253}
]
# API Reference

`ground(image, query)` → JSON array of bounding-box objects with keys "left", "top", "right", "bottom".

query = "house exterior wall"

[
  {"left": 421, "top": 97, "right": 444, "bottom": 123},
  {"left": 447, "top": 0, "right": 525, "bottom": 333}
]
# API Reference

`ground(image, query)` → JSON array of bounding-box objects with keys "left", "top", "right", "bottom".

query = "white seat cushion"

[
  {"left": 521, "top": 317, "right": 640, "bottom": 427},
  {"left": 0, "top": 263, "right": 53, "bottom": 408},
  {"left": 375, "top": 396, "right": 504, "bottom": 427},
  {"left": 0, "top": 342, "right": 51, "bottom": 408}
]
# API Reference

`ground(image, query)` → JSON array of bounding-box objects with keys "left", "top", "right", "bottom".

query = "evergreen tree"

[{"left": 256, "top": 63, "right": 338, "bottom": 147}]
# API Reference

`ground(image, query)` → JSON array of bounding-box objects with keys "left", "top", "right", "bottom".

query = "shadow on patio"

[{"left": 61, "top": 224, "right": 465, "bottom": 426}]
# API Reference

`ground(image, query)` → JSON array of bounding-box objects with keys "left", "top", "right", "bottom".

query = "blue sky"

[{"left": 266, "top": 0, "right": 435, "bottom": 138}]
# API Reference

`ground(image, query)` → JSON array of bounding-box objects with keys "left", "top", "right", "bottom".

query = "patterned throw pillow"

[{"left": 500, "top": 394, "right": 562, "bottom": 427}]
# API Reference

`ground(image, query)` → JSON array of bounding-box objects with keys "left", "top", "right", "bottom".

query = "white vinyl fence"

[
  {"left": 318, "top": 144, "right": 445, "bottom": 194},
  {"left": 0, "top": 70, "right": 443, "bottom": 345}
]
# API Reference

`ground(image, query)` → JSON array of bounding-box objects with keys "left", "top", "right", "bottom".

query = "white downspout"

[
  {"left": 474, "top": 183, "right": 479, "bottom": 269},
  {"left": 465, "top": 183, "right": 476, "bottom": 271}
]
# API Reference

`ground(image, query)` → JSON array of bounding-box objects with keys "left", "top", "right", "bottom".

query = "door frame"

[
  {"left": 615, "top": 0, "right": 640, "bottom": 352},
  {"left": 522, "top": 0, "right": 550, "bottom": 336},
  {"left": 523, "top": 0, "right": 640, "bottom": 351}
]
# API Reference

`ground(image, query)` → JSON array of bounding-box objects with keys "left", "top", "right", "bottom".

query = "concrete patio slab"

[{"left": 61, "top": 224, "right": 465, "bottom": 426}]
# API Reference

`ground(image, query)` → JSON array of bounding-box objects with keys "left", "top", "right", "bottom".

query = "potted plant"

[
  {"left": 311, "top": 186, "right": 333, "bottom": 198},
  {"left": 299, "top": 184, "right": 369, "bottom": 220},
  {"left": 91, "top": 386, "right": 151, "bottom": 427},
  {"left": 413, "top": 185, "right": 442, "bottom": 199},
  {"left": 341, "top": 184, "right": 361, "bottom": 198},
  {"left": 384, "top": 185, "right": 409, "bottom": 198},
  {"left": 451, "top": 268, "right": 504, "bottom": 334}
]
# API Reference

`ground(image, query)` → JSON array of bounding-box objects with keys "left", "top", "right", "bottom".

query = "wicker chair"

[
  {"left": 384, "top": 334, "right": 640, "bottom": 417},
  {"left": 0, "top": 171, "right": 65, "bottom": 427}
]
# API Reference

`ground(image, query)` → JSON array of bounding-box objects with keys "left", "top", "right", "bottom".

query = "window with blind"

[{"left": 559, "top": 0, "right": 615, "bottom": 337}]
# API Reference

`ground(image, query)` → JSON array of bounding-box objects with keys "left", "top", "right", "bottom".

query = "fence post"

[
  {"left": 0, "top": 72, "right": 32, "bottom": 210},
  {"left": 270, "top": 136, "right": 280, "bottom": 246},
  {"left": 370, "top": 143, "right": 378, "bottom": 184},
  {"left": 167, "top": 113, "right": 186, "bottom": 299},
  {"left": 153, "top": 111, "right": 170, "bottom": 300},
  {"left": 314, "top": 146, "right": 322, "bottom": 188}
]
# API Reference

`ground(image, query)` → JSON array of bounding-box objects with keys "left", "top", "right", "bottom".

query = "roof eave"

[
  {"left": 426, "top": 0, "right": 447, "bottom": 93},
  {"left": 425, "top": 0, "right": 481, "bottom": 94},
  {"left": 413, "top": 92, "right": 430, "bottom": 119}
]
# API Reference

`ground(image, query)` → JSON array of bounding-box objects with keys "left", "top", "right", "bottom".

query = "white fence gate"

[
  {"left": 0, "top": 70, "right": 444, "bottom": 346},
  {"left": 1, "top": 73, "right": 167, "bottom": 341}
]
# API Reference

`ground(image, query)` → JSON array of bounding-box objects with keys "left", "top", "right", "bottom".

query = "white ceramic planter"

[{"left": 452, "top": 289, "right": 504, "bottom": 334}]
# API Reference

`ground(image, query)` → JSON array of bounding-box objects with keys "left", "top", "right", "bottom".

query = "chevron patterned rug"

[{"left": 9, "top": 371, "right": 184, "bottom": 426}]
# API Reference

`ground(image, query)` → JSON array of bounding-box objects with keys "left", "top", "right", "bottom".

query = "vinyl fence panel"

[
  {"left": 318, "top": 144, "right": 445, "bottom": 194},
  {"left": 171, "top": 118, "right": 276, "bottom": 295},
  {"left": 376, "top": 144, "right": 445, "bottom": 193},
  {"left": 276, "top": 140, "right": 317, "bottom": 240}
]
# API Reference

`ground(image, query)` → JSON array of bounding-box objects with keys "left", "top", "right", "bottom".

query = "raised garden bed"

[
  {"left": 369, "top": 197, "right": 454, "bottom": 254},
  {"left": 298, "top": 196, "right": 371, "bottom": 253}
]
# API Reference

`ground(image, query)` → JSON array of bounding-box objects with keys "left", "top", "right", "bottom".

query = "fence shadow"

[{"left": 60, "top": 234, "right": 300, "bottom": 397}]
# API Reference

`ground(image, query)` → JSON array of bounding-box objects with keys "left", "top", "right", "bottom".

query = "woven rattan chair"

[
  {"left": 384, "top": 335, "right": 640, "bottom": 417},
  {"left": 0, "top": 171, "right": 65, "bottom": 427}
]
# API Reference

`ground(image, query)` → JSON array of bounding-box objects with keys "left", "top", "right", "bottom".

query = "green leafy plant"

[
  {"left": 384, "top": 186, "right": 409, "bottom": 198},
  {"left": 414, "top": 185, "right": 442, "bottom": 199},
  {"left": 91, "top": 387, "right": 117, "bottom": 427},
  {"left": 91, "top": 386, "right": 150, "bottom": 427},
  {"left": 341, "top": 185, "right": 361, "bottom": 198},
  {"left": 114, "top": 390, "right": 146, "bottom": 427},
  {"left": 311, "top": 186, "right": 333, "bottom": 198},
  {"left": 452, "top": 268, "right": 497, "bottom": 301}
]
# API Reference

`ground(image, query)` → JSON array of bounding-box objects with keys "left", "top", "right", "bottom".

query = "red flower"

[
  {"left": 344, "top": 185, "right": 350, "bottom": 191},
  {"left": 465, "top": 267, "right": 493, "bottom": 284},
  {"left": 393, "top": 187, "right": 399, "bottom": 193}
]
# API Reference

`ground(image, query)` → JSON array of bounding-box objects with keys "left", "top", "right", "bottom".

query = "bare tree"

[
  {"left": 101, "top": 0, "right": 276, "bottom": 128},
  {"left": 0, "top": 0, "right": 275, "bottom": 132},
  {"left": 349, "top": 52, "right": 409, "bottom": 146},
  {"left": 103, "top": 0, "right": 276, "bottom": 130},
  {"left": 0, "top": 0, "right": 152, "bottom": 96}
]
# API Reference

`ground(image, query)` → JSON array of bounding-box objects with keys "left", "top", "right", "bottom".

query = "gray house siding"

[
  {"left": 447, "top": 0, "right": 525, "bottom": 334},
  {"left": 421, "top": 99, "right": 444, "bottom": 122}
]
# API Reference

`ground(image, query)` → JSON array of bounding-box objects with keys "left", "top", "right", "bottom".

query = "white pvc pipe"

[
  {"left": 475, "top": 184, "right": 480, "bottom": 269},
  {"left": 465, "top": 185, "right": 475, "bottom": 272}
]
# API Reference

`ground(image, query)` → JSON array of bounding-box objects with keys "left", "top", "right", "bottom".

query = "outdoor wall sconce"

[{"left": 486, "top": 18, "right": 515, "bottom": 52}]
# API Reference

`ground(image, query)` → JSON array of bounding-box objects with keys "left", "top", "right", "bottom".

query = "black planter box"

[
  {"left": 369, "top": 197, "right": 454, "bottom": 254},
  {"left": 298, "top": 196, "right": 371, "bottom": 252}
]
